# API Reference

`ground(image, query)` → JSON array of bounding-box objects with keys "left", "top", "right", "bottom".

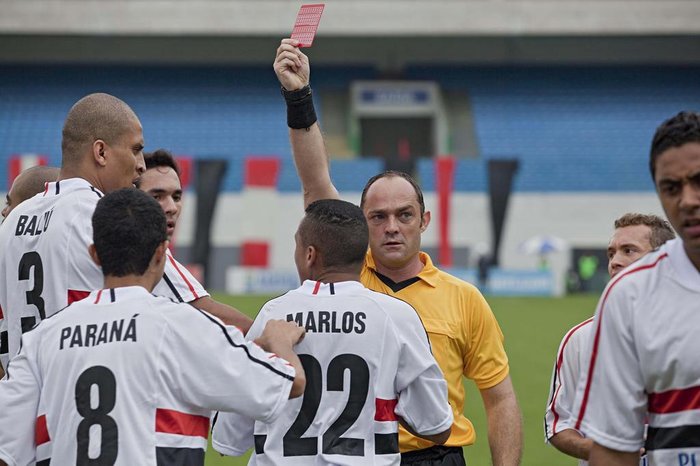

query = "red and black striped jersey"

[{"left": 0, "top": 286, "right": 295, "bottom": 465}]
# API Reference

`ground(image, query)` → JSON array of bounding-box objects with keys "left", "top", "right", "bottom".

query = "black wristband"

[{"left": 282, "top": 85, "right": 317, "bottom": 130}]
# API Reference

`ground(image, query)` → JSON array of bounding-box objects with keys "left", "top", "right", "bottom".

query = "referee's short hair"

[
  {"left": 299, "top": 199, "right": 368, "bottom": 270},
  {"left": 92, "top": 188, "right": 168, "bottom": 277}
]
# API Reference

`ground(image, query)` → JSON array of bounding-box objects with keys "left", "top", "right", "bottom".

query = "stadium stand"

[{"left": 2, "top": 65, "right": 699, "bottom": 193}]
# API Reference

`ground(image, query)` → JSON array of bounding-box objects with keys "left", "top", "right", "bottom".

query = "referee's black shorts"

[{"left": 401, "top": 445, "right": 466, "bottom": 466}]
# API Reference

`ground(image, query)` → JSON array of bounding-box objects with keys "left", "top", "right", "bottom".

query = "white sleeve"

[
  {"left": 211, "top": 306, "right": 268, "bottom": 456},
  {"left": 162, "top": 305, "right": 292, "bottom": 422},
  {"left": 154, "top": 250, "right": 209, "bottom": 303},
  {"left": 572, "top": 285, "right": 646, "bottom": 452},
  {"left": 544, "top": 322, "right": 590, "bottom": 440},
  {"left": 0, "top": 330, "right": 41, "bottom": 466},
  {"left": 393, "top": 306, "right": 453, "bottom": 436}
]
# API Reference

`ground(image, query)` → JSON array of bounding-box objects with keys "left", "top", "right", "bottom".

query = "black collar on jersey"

[{"left": 374, "top": 271, "right": 420, "bottom": 293}]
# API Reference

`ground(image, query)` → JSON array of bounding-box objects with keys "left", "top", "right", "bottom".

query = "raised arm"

[{"left": 274, "top": 38, "right": 339, "bottom": 208}]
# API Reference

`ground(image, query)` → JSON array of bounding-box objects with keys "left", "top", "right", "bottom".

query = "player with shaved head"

[{"left": 0, "top": 93, "right": 250, "bottom": 376}]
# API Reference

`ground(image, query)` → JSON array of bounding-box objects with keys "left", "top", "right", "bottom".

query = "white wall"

[{"left": 176, "top": 190, "right": 665, "bottom": 289}]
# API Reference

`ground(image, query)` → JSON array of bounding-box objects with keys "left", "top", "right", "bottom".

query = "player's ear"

[
  {"left": 153, "top": 240, "right": 169, "bottom": 266},
  {"left": 306, "top": 245, "right": 318, "bottom": 269},
  {"left": 88, "top": 244, "right": 101, "bottom": 267},
  {"left": 420, "top": 210, "right": 431, "bottom": 232},
  {"left": 93, "top": 140, "right": 108, "bottom": 167}
]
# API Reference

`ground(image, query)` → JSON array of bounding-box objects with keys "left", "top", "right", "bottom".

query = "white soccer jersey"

[
  {"left": 0, "top": 178, "right": 102, "bottom": 370},
  {"left": 212, "top": 280, "right": 453, "bottom": 466},
  {"left": 544, "top": 318, "right": 594, "bottom": 466},
  {"left": 573, "top": 238, "right": 700, "bottom": 465},
  {"left": 0, "top": 286, "right": 295, "bottom": 466},
  {"left": 0, "top": 178, "right": 209, "bottom": 368},
  {"left": 153, "top": 249, "right": 209, "bottom": 304}
]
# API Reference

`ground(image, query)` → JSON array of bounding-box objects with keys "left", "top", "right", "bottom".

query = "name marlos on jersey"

[
  {"left": 14, "top": 209, "right": 54, "bottom": 237},
  {"left": 59, "top": 314, "right": 139, "bottom": 350},
  {"left": 287, "top": 310, "right": 366, "bottom": 334}
]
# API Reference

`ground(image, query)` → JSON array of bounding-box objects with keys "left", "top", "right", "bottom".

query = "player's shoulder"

[
  {"left": 256, "top": 289, "right": 298, "bottom": 317},
  {"left": 559, "top": 317, "right": 594, "bottom": 351}
]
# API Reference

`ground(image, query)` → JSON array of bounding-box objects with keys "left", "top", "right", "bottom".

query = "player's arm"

[
  {"left": 480, "top": 376, "right": 523, "bottom": 466},
  {"left": 164, "top": 309, "right": 305, "bottom": 421},
  {"left": 274, "top": 38, "right": 339, "bottom": 208},
  {"left": 545, "top": 325, "right": 593, "bottom": 460},
  {"left": 589, "top": 442, "right": 640, "bottom": 466},
  {"left": 397, "top": 416, "right": 451, "bottom": 445},
  {"left": 550, "top": 429, "right": 594, "bottom": 460},
  {"left": 189, "top": 296, "right": 253, "bottom": 334},
  {"left": 392, "top": 304, "right": 454, "bottom": 444},
  {"left": 253, "top": 319, "right": 306, "bottom": 398}
]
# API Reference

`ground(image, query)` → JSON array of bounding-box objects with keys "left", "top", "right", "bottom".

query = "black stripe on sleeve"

[
  {"left": 156, "top": 446, "right": 204, "bottom": 466},
  {"left": 374, "top": 433, "right": 399, "bottom": 454},
  {"left": 543, "top": 361, "right": 558, "bottom": 437},
  {"left": 254, "top": 435, "right": 267, "bottom": 454},
  {"left": 0, "top": 330, "right": 7, "bottom": 354},
  {"left": 193, "top": 308, "right": 295, "bottom": 382},
  {"left": 210, "top": 411, "right": 219, "bottom": 434},
  {"left": 646, "top": 425, "right": 700, "bottom": 451},
  {"left": 162, "top": 273, "right": 184, "bottom": 302}
]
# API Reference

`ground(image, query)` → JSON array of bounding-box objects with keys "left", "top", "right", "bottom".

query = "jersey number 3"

[
  {"left": 19, "top": 251, "right": 46, "bottom": 322},
  {"left": 283, "top": 353, "right": 370, "bottom": 457}
]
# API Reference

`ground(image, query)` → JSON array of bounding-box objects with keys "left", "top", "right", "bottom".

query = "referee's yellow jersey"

[{"left": 361, "top": 251, "right": 510, "bottom": 452}]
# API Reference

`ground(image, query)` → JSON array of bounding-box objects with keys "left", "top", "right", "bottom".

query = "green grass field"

[{"left": 205, "top": 293, "right": 599, "bottom": 466}]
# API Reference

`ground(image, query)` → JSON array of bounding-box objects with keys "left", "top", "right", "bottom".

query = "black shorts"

[{"left": 401, "top": 446, "right": 466, "bottom": 466}]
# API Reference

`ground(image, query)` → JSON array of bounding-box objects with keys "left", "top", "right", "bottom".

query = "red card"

[{"left": 291, "top": 4, "right": 325, "bottom": 48}]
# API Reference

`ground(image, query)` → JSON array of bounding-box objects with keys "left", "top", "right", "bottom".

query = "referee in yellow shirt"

[{"left": 274, "top": 38, "right": 523, "bottom": 466}]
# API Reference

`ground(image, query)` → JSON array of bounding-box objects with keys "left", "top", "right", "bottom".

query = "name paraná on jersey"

[
  {"left": 212, "top": 280, "right": 452, "bottom": 466},
  {"left": 0, "top": 286, "right": 295, "bottom": 466}
]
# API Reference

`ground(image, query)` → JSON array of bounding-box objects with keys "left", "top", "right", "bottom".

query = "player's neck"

[
  {"left": 684, "top": 243, "right": 700, "bottom": 272},
  {"left": 58, "top": 166, "right": 100, "bottom": 190},
  {"left": 311, "top": 271, "right": 361, "bottom": 284},
  {"left": 102, "top": 274, "right": 156, "bottom": 293}
]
